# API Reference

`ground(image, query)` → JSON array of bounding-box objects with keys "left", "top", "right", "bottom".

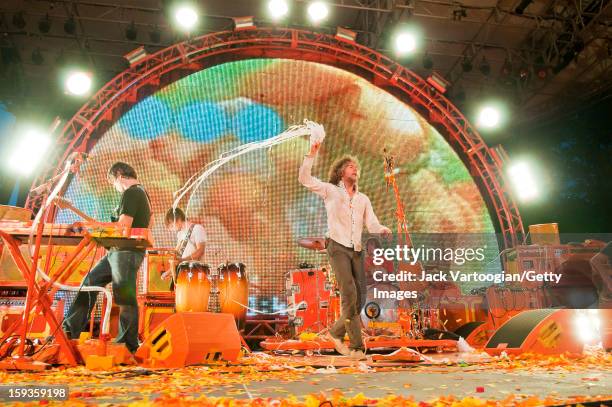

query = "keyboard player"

[{"left": 62, "top": 162, "right": 152, "bottom": 354}]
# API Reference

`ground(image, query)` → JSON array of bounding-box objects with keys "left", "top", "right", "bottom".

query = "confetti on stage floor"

[{"left": 1, "top": 351, "right": 610, "bottom": 406}]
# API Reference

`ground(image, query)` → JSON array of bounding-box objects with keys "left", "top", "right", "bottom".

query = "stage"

[{"left": 1, "top": 352, "right": 610, "bottom": 406}]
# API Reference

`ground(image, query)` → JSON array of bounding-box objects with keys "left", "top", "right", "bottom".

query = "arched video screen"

[{"left": 57, "top": 59, "right": 496, "bottom": 312}]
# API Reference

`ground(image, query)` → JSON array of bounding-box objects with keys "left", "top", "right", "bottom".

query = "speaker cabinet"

[{"left": 136, "top": 312, "right": 241, "bottom": 367}]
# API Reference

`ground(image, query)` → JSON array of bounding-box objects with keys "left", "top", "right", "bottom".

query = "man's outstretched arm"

[{"left": 298, "top": 141, "right": 332, "bottom": 199}]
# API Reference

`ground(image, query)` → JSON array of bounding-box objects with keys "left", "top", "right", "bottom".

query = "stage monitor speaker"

[
  {"left": 135, "top": 312, "right": 241, "bottom": 368},
  {"left": 454, "top": 321, "right": 489, "bottom": 347},
  {"left": 484, "top": 309, "right": 583, "bottom": 356}
]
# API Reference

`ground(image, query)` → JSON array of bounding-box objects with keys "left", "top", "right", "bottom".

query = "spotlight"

[
  {"left": 479, "top": 56, "right": 491, "bottom": 76},
  {"left": 394, "top": 30, "right": 418, "bottom": 56},
  {"left": 125, "top": 21, "right": 138, "bottom": 41},
  {"left": 308, "top": 2, "right": 329, "bottom": 24},
  {"left": 507, "top": 161, "right": 538, "bottom": 202},
  {"left": 64, "top": 15, "right": 76, "bottom": 35},
  {"left": 477, "top": 105, "right": 501, "bottom": 129},
  {"left": 31, "top": 48, "right": 44, "bottom": 65},
  {"left": 7, "top": 128, "right": 52, "bottom": 176},
  {"left": 65, "top": 70, "right": 92, "bottom": 96},
  {"left": 38, "top": 13, "right": 52, "bottom": 34},
  {"left": 536, "top": 66, "right": 548, "bottom": 80},
  {"left": 173, "top": 4, "right": 199, "bottom": 31},
  {"left": 12, "top": 12, "right": 26, "bottom": 29},
  {"left": 461, "top": 56, "right": 472, "bottom": 72},
  {"left": 149, "top": 26, "right": 161, "bottom": 43},
  {"left": 268, "top": 0, "right": 289, "bottom": 20},
  {"left": 422, "top": 52, "right": 433, "bottom": 70},
  {"left": 452, "top": 7, "right": 467, "bottom": 21}
]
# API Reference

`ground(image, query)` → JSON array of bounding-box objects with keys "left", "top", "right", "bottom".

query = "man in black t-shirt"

[{"left": 63, "top": 162, "right": 152, "bottom": 353}]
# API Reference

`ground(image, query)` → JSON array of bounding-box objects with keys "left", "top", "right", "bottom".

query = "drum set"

[{"left": 298, "top": 237, "right": 441, "bottom": 339}]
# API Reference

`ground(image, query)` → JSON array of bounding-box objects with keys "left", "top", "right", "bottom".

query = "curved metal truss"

[{"left": 26, "top": 28, "right": 524, "bottom": 248}]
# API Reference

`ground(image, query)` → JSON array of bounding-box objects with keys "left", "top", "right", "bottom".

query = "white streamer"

[{"left": 172, "top": 119, "right": 325, "bottom": 211}]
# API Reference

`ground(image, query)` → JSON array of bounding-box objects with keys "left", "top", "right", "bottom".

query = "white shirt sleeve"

[
  {"left": 298, "top": 156, "right": 333, "bottom": 199},
  {"left": 364, "top": 196, "right": 386, "bottom": 233},
  {"left": 190, "top": 224, "right": 207, "bottom": 244}
]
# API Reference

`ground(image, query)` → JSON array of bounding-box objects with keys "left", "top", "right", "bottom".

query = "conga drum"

[
  {"left": 175, "top": 262, "right": 212, "bottom": 312},
  {"left": 217, "top": 262, "right": 248, "bottom": 330}
]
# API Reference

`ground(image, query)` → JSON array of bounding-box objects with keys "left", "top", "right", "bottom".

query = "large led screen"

[{"left": 57, "top": 59, "right": 496, "bottom": 312}]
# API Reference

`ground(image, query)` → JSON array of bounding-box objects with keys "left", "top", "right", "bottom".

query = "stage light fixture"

[
  {"left": 7, "top": 128, "right": 52, "bottom": 176},
  {"left": 31, "top": 48, "right": 44, "bottom": 65},
  {"left": 125, "top": 21, "right": 138, "bottom": 41},
  {"left": 507, "top": 162, "right": 538, "bottom": 202},
  {"left": 233, "top": 16, "right": 255, "bottom": 30},
  {"left": 477, "top": 105, "right": 501, "bottom": 129},
  {"left": 12, "top": 12, "right": 26, "bottom": 29},
  {"left": 64, "top": 15, "right": 76, "bottom": 35},
  {"left": 308, "top": 2, "right": 329, "bottom": 24},
  {"left": 461, "top": 55, "right": 472, "bottom": 72},
  {"left": 394, "top": 30, "right": 418, "bottom": 56},
  {"left": 38, "top": 13, "right": 52, "bottom": 33},
  {"left": 422, "top": 52, "right": 433, "bottom": 69},
  {"left": 173, "top": 4, "right": 199, "bottom": 31},
  {"left": 426, "top": 72, "right": 450, "bottom": 94},
  {"left": 336, "top": 27, "right": 357, "bottom": 42},
  {"left": 124, "top": 46, "right": 148, "bottom": 66},
  {"left": 65, "top": 70, "right": 92, "bottom": 96},
  {"left": 150, "top": 26, "right": 162, "bottom": 43},
  {"left": 479, "top": 56, "right": 491, "bottom": 76},
  {"left": 268, "top": 0, "right": 289, "bottom": 20}
]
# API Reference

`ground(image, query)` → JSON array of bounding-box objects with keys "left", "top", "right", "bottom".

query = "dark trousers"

[
  {"left": 327, "top": 239, "right": 366, "bottom": 350},
  {"left": 63, "top": 250, "right": 144, "bottom": 353}
]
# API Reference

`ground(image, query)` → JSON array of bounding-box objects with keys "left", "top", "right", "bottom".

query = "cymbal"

[{"left": 297, "top": 237, "right": 327, "bottom": 252}]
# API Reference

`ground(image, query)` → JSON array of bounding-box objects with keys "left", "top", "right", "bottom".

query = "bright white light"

[
  {"left": 8, "top": 129, "right": 52, "bottom": 176},
  {"left": 65, "top": 71, "right": 92, "bottom": 96},
  {"left": 174, "top": 5, "right": 199, "bottom": 31},
  {"left": 268, "top": 0, "right": 289, "bottom": 19},
  {"left": 308, "top": 2, "right": 329, "bottom": 23},
  {"left": 394, "top": 31, "right": 418, "bottom": 55},
  {"left": 477, "top": 106, "right": 501, "bottom": 128},
  {"left": 507, "top": 162, "right": 538, "bottom": 202}
]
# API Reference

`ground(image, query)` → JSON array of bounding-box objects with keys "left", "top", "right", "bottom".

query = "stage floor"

[{"left": 0, "top": 351, "right": 610, "bottom": 406}]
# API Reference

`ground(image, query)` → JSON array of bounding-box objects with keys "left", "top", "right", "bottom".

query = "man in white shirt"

[
  {"left": 299, "top": 141, "right": 391, "bottom": 360},
  {"left": 162, "top": 207, "right": 207, "bottom": 281}
]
